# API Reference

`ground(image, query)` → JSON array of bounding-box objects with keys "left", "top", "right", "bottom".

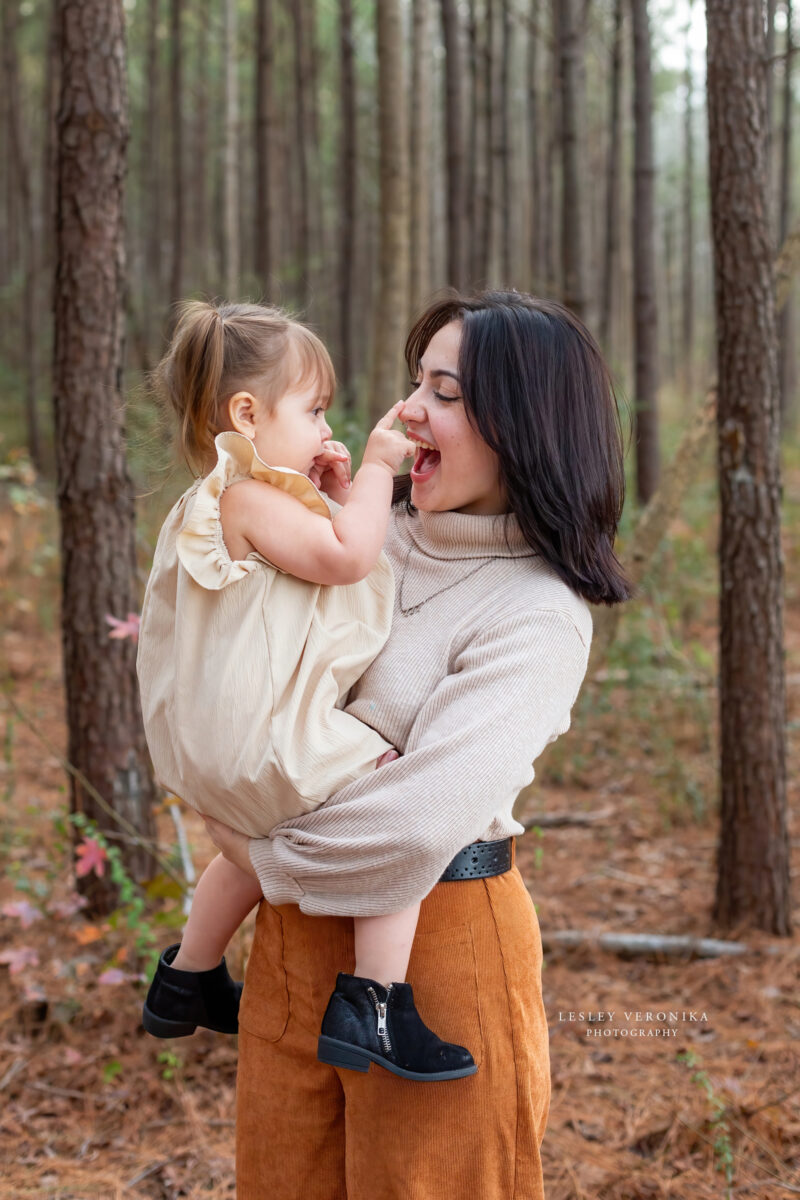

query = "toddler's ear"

[{"left": 227, "top": 391, "right": 258, "bottom": 437}]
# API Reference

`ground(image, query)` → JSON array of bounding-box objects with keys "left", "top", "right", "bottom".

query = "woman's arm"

[{"left": 233, "top": 609, "right": 590, "bottom": 917}]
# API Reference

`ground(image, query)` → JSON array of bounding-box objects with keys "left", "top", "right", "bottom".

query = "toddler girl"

[{"left": 136, "top": 301, "right": 475, "bottom": 1081}]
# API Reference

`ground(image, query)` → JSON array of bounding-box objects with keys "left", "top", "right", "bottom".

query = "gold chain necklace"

[{"left": 398, "top": 544, "right": 504, "bottom": 616}]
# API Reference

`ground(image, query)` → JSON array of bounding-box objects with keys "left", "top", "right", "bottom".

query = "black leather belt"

[{"left": 439, "top": 837, "right": 514, "bottom": 882}]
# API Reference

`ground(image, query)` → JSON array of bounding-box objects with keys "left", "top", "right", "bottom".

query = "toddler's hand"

[
  {"left": 311, "top": 439, "right": 351, "bottom": 495},
  {"left": 362, "top": 402, "right": 415, "bottom": 476},
  {"left": 376, "top": 748, "right": 400, "bottom": 769}
]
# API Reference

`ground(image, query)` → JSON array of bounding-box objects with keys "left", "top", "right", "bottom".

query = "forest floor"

[{"left": 1, "top": 425, "right": 799, "bottom": 1200}]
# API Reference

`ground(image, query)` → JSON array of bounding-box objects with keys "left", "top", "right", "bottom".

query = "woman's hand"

[
  {"left": 201, "top": 816, "right": 258, "bottom": 877},
  {"left": 310, "top": 439, "right": 351, "bottom": 501}
]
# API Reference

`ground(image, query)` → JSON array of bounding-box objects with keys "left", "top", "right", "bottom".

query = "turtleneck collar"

[{"left": 403, "top": 506, "right": 537, "bottom": 561}]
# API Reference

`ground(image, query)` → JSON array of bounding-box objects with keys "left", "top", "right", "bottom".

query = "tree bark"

[
  {"left": 143, "top": 0, "right": 161, "bottom": 344},
  {"left": 498, "top": 0, "right": 513, "bottom": 284},
  {"left": 337, "top": 0, "right": 358, "bottom": 404},
  {"left": 54, "top": 0, "right": 157, "bottom": 914},
  {"left": 291, "top": 0, "right": 311, "bottom": 305},
  {"left": 369, "top": 0, "right": 410, "bottom": 422},
  {"left": 600, "top": 0, "right": 623, "bottom": 353},
  {"left": 223, "top": 0, "right": 239, "bottom": 297},
  {"left": 630, "top": 0, "right": 660, "bottom": 503},
  {"left": 410, "top": 0, "right": 432, "bottom": 313},
  {"left": 466, "top": 0, "right": 479, "bottom": 288},
  {"left": 169, "top": 0, "right": 184, "bottom": 304},
  {"left": 527, "top": 0, "right": 543, "bottom": 287},
  {"left": 555, "top": 0, "right": 587, "bottom": 316},
  {"left": 192, "top": 0, "right": 211, "bottom": 289},
  {"left": 255, "top": 0, "right": 278, "bottom": 295},
  {"left": 706, "top": 0, "right": 790, "bottom": 934},
  {"left": 441, "top": 0, "right": 467, "bottom": 289},
  {"left": 681, "top": 0, "right": 695, "bottom": 400},
  {"left": 777, "top": 0, "right": 795, "bottom": 427},
  {"left": 1, "top": 0, "right": 41, "bottom": 469}
]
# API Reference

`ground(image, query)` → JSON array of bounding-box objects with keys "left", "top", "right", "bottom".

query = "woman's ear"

[{"left": 227, "top": 391, "right": 258, "bottom": 438}]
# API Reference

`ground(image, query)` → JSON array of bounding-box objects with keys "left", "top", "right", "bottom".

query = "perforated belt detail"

[{"left": 438, "top": 837, "right": 514, "bottom": 882}]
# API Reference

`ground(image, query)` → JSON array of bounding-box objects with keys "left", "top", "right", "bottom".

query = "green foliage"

[
  {"left": 676, "top": 1049, "right": 737, "bottom": 1192},
  {"left": 69, "top": 812, "right": 162, "bottom": 978},
  {"left": 157, "top": 1048, "right": 183, "bottom": 1082}
]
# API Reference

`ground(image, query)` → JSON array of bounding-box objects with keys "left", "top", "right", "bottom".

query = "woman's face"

[{"left": 398, "top": 321, "right": 507, "bottom": 515}]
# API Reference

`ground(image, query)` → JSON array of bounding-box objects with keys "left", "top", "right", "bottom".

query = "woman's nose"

[{"left": 398, "top": 391, "right": 425, "bottom": 424}]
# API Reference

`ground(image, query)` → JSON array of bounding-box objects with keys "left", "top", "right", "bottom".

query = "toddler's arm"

[{"left": 221, "top": 402, "right": 413, "bottom": 586}]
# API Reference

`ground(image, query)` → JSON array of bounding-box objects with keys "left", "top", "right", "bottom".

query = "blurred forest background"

[
  {"left": 1, "top": 1, "right": 799, "bottom": 1198},
  {"left": 1, "top": 0, "right": 795, "bottom": 461}
]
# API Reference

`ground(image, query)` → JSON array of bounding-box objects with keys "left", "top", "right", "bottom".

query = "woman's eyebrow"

[{"left": 427, "top": 368, "right": 461, "bottom": 383}]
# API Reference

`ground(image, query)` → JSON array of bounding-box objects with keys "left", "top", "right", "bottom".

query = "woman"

[{"left": 204, "top": 291, "right": 632, "bottom": 1198}]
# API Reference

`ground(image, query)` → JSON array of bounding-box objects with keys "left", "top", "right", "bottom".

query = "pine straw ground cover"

[{"left": 1, "top": 443, "right": 799, "bottom": 1200}]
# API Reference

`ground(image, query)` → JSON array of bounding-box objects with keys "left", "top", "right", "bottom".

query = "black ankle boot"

[
  {"left": 317, "top": 973, "right": 477, "bottom": 1081},
  {"left": 142, "top": 943, "right": 242, "bottom": 1038}
]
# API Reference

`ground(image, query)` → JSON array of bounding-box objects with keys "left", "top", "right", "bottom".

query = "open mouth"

[{"left": 410, "top": 440, "right": 441, "bottom": 483}]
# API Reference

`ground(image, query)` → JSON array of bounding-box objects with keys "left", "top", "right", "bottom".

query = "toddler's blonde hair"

[{"left": 155, "top": 300, "right": 336, "bottom": 473}]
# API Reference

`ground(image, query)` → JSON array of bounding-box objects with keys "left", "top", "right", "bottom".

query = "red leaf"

[{"left": 75, "top": 837, "right": 108, "bottom": 878}]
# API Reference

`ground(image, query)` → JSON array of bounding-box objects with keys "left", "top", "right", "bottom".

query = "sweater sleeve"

[{"left": 248, "top": 609, "right": 590, "bottom": 916}]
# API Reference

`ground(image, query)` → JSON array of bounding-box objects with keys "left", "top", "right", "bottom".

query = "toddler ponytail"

[{"left": 157, "top": 301, "right": 227, "bottom": 472}]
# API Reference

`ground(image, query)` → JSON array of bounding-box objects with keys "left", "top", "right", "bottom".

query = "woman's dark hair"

[{"left": 396, "top": 289, "right": 634, "bottom": 607}]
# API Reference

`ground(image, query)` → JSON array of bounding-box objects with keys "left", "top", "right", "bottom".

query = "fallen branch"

[
  {"left": 522, "top": 806, "right": 615, "bottom": 829},
  {"left": 541, "top": 931, "right": 748, "bottom": 958}
]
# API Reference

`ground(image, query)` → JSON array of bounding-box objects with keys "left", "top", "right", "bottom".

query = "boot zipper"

[{"left": 366, "top": 984, "right": 393, "bottom": 1055}]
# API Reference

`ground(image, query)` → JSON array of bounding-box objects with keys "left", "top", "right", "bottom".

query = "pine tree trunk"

[
  {"left": 369, "top": 0, "right": 410, "bottom": 422},
  {"left": 143, "top": 0, "right": 161, "bottom": 344},
  {"left": 765, "top": 0, "right": 777, "bottom": 226},
  {"left": 255, "top": 0, "right": 278, "bottom": 295},
  {"left": 441, "top": 0, "right": 466, "bottom": 289},
  {"left": 630, "top": 0, "right": 660, "bottom": 503},
  {"left": 707, "top": 0, "right": 790, "bottom": 935},
  {"left": 410, "top": 0, "right": 432, "bottom": 312},
  {"left": 291, "top": 0, "right": 311, "bottom": 305},
  {"left": 338, "top": 0, "right": 358, "bottom": 404},
  {"left": 476, "top": 0, "right": 494, "bottom": 286},
  {"left": 600, "top": 0, "right": 623, "bottom": 354},
  {"left": 466, "top": 0, "right": 479, "bottom": 288},
  {"left": 192, "top": 0, "right": 211, "bottom": 289},
  {"left": 1, "top": 0, "right": 41, "bottom": 469},
  {"left": 777, "top": 0, "right": 795, "bottom": 427},
  {"left": 681, "top": 0, "right": 695, "bottom": 400},
  {"left": 54, "top": 0, "right": 157, "bottom": 915},
  {"left": 527, "top": 0, "right": 543, "bottom": 287},
  {"left": 498, "top": 0, "right": 512, "bottom": 284},
  {"left": 556, "top": 0, "right": 587, "bottom": 316},
  {"left": 42, "top": 0, "right": 61, "bottom": 321},
  {"left": 169, "top": 0, "right": 184, "bottom": 304},
  {"left": 543, "top": 0, "right": 558, "bottom": 292},
  {"left": 223, "top": 0, "right": 239, "bottom": 297}
]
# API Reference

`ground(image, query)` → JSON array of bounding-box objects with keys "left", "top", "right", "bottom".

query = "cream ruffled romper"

[{"left": 136, "top": 431, "right": 395, "bottom": 838}]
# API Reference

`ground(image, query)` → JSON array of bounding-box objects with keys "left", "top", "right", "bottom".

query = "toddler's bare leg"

[
  {"left": 172, "top": 853, "right": 262, "bottom": 972},
  {"left": 353, "top": 902, "right": 421, "bottom": 987}
]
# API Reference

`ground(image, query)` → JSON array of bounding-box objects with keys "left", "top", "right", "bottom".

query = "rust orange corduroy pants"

[{"left": 235, "top": 853, "right": 550, "bottom": 1199}]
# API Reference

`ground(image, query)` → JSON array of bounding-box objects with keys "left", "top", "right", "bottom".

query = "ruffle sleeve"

[{"left": 176, "top": 430, "right": 332, "bottom": 591}]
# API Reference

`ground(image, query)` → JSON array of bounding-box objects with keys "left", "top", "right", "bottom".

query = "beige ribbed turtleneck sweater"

[{"left": 249, "top": 503, "right": 593, "bottom": 916}]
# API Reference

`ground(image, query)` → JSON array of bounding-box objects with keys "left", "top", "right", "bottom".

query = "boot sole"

[
  {"left": 142, "top": 1003, "right": 198, "bottom": 1038},
  {"left": 317, "top": 1035, "right": 478, "bottom": 1081}
]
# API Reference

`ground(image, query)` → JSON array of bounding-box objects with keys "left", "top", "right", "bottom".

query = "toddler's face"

[{"left": 253, "top": 377, "right": 333, "bottom": 477}]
